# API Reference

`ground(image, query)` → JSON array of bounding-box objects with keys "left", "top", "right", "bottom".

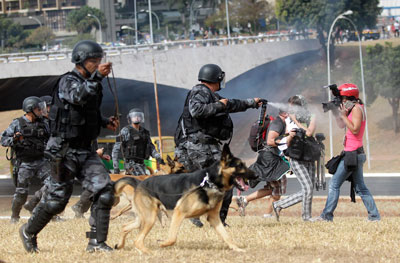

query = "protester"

[
  {"left": 236, "top": 107, "right": 290, "bottom": 218},
  {"left": 272, "top": 95, "right": 317, "bottom": 222}
]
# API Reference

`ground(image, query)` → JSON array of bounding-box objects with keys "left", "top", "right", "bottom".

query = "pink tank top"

[{"left": 344, "top": 104, "right": 365, "bottom": 151}]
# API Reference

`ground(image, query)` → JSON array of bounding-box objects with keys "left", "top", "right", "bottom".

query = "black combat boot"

[
  {"left": 19, "top": 223, "right": 39, "bottom": 253},
  {"left": 86, "top": 228, "right": 113, "bottom": 253},
  {"left": 20, "top": 202, "right": 54, "bottom": 252},
  {"left": 72, "top": 190, "right": 93, "bottom": 218},
  {"left": 11, "top": 193, "right": 28, "bottom": 224},
  {"left": 190, "top": 218, "right": 204, "bottom": 228}
]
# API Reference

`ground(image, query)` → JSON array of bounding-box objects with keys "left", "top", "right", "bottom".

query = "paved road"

[{"left": 0, "top": 176, "right": 399, "bottom": 196}]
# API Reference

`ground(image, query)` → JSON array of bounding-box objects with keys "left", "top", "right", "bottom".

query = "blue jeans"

[{"left": 321, "top": 153, "right": 380, "bottom": 221}]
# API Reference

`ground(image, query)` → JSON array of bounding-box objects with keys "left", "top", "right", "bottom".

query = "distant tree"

[
  {"left": 205, "top": 0, "right": 274, "bottom": 35},
  {"left": 25, "top": 27, "right": 55, "bottom": 48},
  {"left": 66, "top": 6, "right": 107, "bottom": 34},
  {"left": 276, "top": 0, "right": 381, "bottom": 57},
  {"left": 354, "top": 42, "right": 400, "bottom": 133},
  {"left": 0, "top": 17, "right": 28, "bottom": 49}
]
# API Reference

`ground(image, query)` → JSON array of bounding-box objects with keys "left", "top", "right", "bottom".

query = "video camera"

[
  {"left": 291, "top": 127, "right": 306, "bottom": 138},
  {"left": 322, "top": 84, "right": 342, "bottom": 113}
]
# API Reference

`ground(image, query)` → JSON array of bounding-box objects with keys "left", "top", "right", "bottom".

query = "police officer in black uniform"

[
  {"left": 23, "top": 95, "right": 52, "bottom": 213},
  {"left": 175, "top": 63, "right": 261, "bottom": 227},
  {"left": 19, "top": 40, "right": 119, "bottom": 253},
  {"left": 1, "top": 96, "right": 49, "bottom": 224},
  {"left": 112, "top": 108, "right": 163, "bottom": 175}
]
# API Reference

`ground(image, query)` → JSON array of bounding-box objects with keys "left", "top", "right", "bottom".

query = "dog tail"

[{"left": 114, "top": 177, "right": 140, "bottom": 196}]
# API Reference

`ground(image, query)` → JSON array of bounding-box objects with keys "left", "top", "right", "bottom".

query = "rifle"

[{"left": 315, "top": 133, "right": 326, "bottom": 191}]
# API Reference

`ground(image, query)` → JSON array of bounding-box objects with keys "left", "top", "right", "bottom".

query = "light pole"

[
  {"left": 148, "top": 0, "right": 153, "bottom": 44},
  {"left": 87, "top": 13, "right": 102, "bottom": 43},
  {"left": 29, "top": 16, "right": 47, "bottom": 51},
  {"left": 327, "top": 10, "right": 371, "bottom": 168},
  {"left": 225, "top": 0, "right": 231, "bottom": 39},
  {"left": 134, "top": 0, "right": 138, "bottom": 45},
  {"left": 142, "top": 10, "right": 160, "bottom": 30}
]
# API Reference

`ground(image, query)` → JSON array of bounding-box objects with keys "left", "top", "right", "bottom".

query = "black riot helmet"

[
  {"left": 127, "top": 108, "right": 145, "bottom": 124},
  {"left": 198, "top": 64, "right": 225, "bottom": 83},
  {"left": 22, "top": 96, "right": 42, "bottom": 113},
  {"left": 71, "top": 40, "right": 104, "bottom": 64}
]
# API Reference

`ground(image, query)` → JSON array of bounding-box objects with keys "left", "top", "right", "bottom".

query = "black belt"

[{"left": 356, "top": 147, "right": 364, "bottom": 154}]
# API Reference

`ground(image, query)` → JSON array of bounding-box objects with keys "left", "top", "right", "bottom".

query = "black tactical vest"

[
  {"left": 175, "top": 84, "right": 233, "bottom": 145},
  {"left": 48, "top": 71, "right": 102, "bottom": 149},
  {"left": 14, "top": 117, "right": 49, "bottom": 162},
  {"left": 122, "top": 126, "right": 151, "bottom": 163}
]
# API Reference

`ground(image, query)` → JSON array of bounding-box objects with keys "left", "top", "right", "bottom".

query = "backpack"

[{"left": 248, "top": 115, "right": 274, "bottom": 152}]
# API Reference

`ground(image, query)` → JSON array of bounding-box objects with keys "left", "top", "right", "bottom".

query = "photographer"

[
  {"left": 236, "top": 106, "right": 291, "bottom": 218},
  {"left": 272, "top": 95, "right": 317, "bottom": 222},
  {"left": 314, "top": 83, "right": 380, "bottom": 222}
]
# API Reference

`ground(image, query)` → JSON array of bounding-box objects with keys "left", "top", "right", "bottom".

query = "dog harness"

[{"left": 199, "top": 173, "right": 217, "bottom": 189}]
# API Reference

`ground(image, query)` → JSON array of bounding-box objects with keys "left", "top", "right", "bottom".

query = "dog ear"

[{"left": 221, "top": 144, "right": 233, "bottom": 163}]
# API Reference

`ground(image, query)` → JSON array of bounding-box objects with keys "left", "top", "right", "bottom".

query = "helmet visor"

[
  {"left": 38, "top": 101, "right": 47, "bottom": 116},
  {"left": 220, "top": 75, "right": 226, "bottom": 89},
  {"left": 129, "top": 112, "right": 145, "bottom": 124}
]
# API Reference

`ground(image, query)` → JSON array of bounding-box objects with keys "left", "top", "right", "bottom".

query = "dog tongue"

[{"left": 236, "top": 177, "right": 249, "bottom": 194}]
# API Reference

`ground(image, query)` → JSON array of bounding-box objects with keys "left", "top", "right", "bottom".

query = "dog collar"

[{"left": 199, "top": 173, "right": 217, "bottom": 189}]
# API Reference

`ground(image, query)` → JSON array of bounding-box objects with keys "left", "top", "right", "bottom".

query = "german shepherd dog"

[
  {"left": 111, "top": 156, "right": 188, "bottom": 220},
  {"left": 114, "top": 144, "right": 256, "bottom": 254}
]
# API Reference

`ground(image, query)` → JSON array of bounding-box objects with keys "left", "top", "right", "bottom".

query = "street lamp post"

[
  {"left": 327, "top": 10, "right": 371, "bottom": 168},
  {"left": 29, "top": 16, "right": 48, "bottom": 51},
  {"left": 87, "top": 13, "right": 102, "bottom": 43},
  {"left": 225, "top": 0, "right": 231, "bottom": 39},
  {"left": 148, "top": 0, "right": 153, "bottom": 44},
  {"left": 134, "top": 0, "right": 138, "bottom": 45}
]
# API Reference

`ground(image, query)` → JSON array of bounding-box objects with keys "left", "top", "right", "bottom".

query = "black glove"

[{"left": 114, "top": 168, "right": 120, "bottom": 174}]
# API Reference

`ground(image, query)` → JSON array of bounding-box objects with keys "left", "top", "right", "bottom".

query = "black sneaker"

[
  {"left": 71, "top": 205, "right": 84, "bottom": 218},
  {"left": 19, "top": 223, "right": 39, "bottom": 253},
  {"left": 189, "top": 218, "right": 204, "bottom": 228},
  {"left": 86, "top": 239, "right": 113, "bottom": 253}
]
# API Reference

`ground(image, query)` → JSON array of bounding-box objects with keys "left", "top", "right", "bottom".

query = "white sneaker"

[{"left": 262, "top": 213, "right": 273, "bottom": 218}]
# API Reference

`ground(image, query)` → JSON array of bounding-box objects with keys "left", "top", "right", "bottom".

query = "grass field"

[{"left": 0, "top": 197, "right": 399, "bottom": 263}]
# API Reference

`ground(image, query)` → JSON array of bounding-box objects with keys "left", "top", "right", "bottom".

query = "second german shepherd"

[{"left": 114, "top": 144, "right": 256, "bottom": 254}]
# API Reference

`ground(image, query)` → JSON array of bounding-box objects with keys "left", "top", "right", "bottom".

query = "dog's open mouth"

[{"left": 234, "top": 177, "right": 249, "bottom": 192}]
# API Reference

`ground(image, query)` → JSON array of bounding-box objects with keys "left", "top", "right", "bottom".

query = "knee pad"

[
  {"left": 45, "top": 200, "right": 67, "bottom": 215},
  {"left": 97, "top": 186, "right": 115, "bottom": 209}
]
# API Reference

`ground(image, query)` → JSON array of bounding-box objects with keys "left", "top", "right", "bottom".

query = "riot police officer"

[
  {"left": 1, "top": 96, "right": 50, "bottom": 224},
  {"left": 19, "top": 40, "right": 119, "bottom": 253},
  {"left": 23, "top": 95, "right": 64, "bottom": 222},
  {"left": 175, "top": 63, "right": 261, "bottom": 227},
  {"left": 112, "top": 108, "right": 164, "bottom": 175}
]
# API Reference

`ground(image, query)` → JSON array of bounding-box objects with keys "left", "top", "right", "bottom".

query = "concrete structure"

[{"left": 0, "top": 38, "right": 320, "bottom": 89}]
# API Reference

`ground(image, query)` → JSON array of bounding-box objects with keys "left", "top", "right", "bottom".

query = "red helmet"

[{"left": 338, "top": 83, "right": 359, "bottom": 99}]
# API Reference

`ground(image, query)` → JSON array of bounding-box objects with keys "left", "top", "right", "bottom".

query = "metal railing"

[{"left": 0, "top": 32, "right": 314, "bottom": 64}]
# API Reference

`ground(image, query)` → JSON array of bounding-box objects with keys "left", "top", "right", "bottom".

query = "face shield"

[
  {"left": 129, "top": 111, "right": 145, "bottom": 124},
  {"left": 38, "top": 101, "right": 48, "bottom": 116},
  {"left": 219, "top": 71, "right": 226, "bottom": 90}
]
